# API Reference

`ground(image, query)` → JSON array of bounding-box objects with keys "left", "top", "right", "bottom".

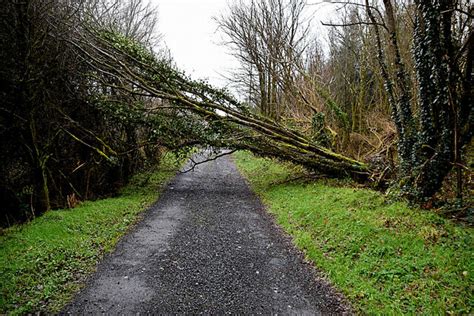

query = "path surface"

[{"left": 63, "top": 154, "right": 350, "bottom": 314}]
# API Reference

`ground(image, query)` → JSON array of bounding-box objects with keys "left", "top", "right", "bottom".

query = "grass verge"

[
  {"left": 0, "top": 153, "right": 185, "bottom": 315},
  {"left": 234, "top": 151, "right": 473, "bottom": 314}
]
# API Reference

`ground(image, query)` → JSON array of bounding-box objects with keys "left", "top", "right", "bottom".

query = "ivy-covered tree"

[{"left": 365, "top": 0, "right": 472, "bottom": 201}]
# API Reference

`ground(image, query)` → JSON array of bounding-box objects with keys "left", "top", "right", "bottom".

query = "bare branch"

[{"left": 180, "top": 150, "right": 238, "bottom": 173}]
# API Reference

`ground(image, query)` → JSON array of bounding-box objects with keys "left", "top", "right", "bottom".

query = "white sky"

[
  {"left": 151, "top": 0, "right": 236, "bottom": 88},
  {"left": 150, "top": 0, "right": 339, "bottom": 89}
]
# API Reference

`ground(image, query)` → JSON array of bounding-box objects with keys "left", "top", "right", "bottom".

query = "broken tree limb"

[{"left": 75, "top": 28, "right": 371, "bottom": 179}]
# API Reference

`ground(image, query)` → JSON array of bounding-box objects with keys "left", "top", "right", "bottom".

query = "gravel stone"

[{"left": 62, "top": 154, "right": 352, "bottom": 315}]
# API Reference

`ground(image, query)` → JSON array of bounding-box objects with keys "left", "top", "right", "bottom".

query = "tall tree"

[
  {"left": 216, "top": 0, "right": 309, "bottom": 120},
  {"left": 365, "top": 0, "right": 473, "bottom": 200}
]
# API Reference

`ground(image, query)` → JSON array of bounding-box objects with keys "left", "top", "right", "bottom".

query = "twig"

[
  {"left": 180, "top": 150, "right": 237, "bottom": 173},
  {"left": 321, "top": 21, "right": 386, "bottom": 28}
]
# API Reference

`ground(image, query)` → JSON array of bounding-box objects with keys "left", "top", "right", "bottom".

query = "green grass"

[
  {"left": 234, "top": 151, "right": 473, "bottom": 315},
  {"left": 0, "top": 153, "right": 185, "bottom": 315}
]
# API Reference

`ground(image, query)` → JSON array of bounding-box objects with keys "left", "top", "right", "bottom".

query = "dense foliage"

[{"left": 0, "top": 0, "right": 178, "bottom": 226}]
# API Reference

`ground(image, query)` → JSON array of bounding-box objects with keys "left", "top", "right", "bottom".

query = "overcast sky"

[{"left": 150, "top": 0, "right": 338, "bottom": 89}]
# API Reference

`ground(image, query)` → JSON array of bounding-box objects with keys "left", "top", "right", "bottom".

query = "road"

[{"left": 63, "top": 153, "right": 350, "bottom": 314}]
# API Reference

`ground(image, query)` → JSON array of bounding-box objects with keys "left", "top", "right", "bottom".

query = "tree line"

[{"left": 1, "top": 0, "right": 472, "bottom": 226}]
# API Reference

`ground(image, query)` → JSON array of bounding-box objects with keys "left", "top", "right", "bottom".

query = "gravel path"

[{"left": 63, "top": 153, "right": 351, "bottom": 314}]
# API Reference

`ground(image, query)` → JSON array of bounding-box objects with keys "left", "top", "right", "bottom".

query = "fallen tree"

[{"left": 72, "top": 29, "right": 370, "bottom": 179}]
